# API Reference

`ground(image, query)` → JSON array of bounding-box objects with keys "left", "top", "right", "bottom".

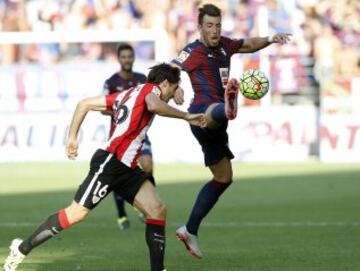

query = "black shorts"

[
  {"left": 74, "top": 149, "right": 148, "bottom": 209},
  {"left": 190, "top": 121, "right": 234, "bottom": 167}
]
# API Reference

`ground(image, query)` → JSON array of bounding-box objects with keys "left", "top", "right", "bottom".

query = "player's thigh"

[
  {"left": 190, "top": 124, "right": 234, "bottom": 167},
  {"left": 138, "top": 154, "right": 153, "bottom": 173},
  {"left": 133, "top": 181, "right": 165, "bottom": 219},
  {"left": 73, "top": 150, "right": 117, "bottom": 209}
]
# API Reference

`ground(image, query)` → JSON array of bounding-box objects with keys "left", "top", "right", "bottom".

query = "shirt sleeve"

[
  {"left": 171, "top": 47, "right": 199, "bottom": 72},
  {"left": 221, "top": 36, "right": 244, "bottom": 56},
  {"left": 105, "top": 92, "right": 119, "bottom": 111}
]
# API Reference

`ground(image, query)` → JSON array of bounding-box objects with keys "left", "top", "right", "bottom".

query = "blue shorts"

[
  {"left": 190, "top": 123, "right": 234, "bottom": 166},
  {"left": 141, "top": 135, "right": 152, "bottom": 156},
  {"left": 189, "top": 103, "right": 234, "bottom": 166}
]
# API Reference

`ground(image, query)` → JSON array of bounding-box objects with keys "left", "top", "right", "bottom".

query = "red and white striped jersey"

[{"left": 102, "top": 83, "right": 161, "bottom": 168}]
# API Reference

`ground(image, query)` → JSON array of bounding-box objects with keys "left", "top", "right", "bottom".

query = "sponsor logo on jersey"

[
  {"left": 219, "top": 67, "right": 229, "bottom": 88},
  {"left": 175, "top": 50, "right": 190, "bottom": 63}
]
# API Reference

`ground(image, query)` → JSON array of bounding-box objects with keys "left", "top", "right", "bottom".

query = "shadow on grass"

[{"left": 1, "top": 169, "right": 360, "bottom": 271}]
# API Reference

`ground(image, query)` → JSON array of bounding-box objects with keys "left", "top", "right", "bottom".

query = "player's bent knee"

[
  {"left": 65, "top": 203, "right": 90, "bottom": 225},
  {"left": 205, "top": 103, "right": 222, "bottom": 129},
  {"left": 146, "top": 201, "right": 166, "bottom": 220},
  {"left": 215, "top": 177, "right": 233, "bottom": 183}
]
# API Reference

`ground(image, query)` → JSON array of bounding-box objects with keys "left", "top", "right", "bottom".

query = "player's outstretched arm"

[
  {"left": 184, "top": 113, "right": 207, "bottom": 127},
  {"left": 66, "top": 96, "right": 107, "bottom": 159},
  {"left": 238, "top": 33, "right": 292, "bottom": 53},
  {"left": 145, "top": 92, "right": 206, "bottom": 127}
]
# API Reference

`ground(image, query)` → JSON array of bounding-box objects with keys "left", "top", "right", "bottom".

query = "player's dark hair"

[
  {"left": 198, "top": 3, "right": 221, "bottom": 25},
  {"left": 147, "top": 63, "right": 180, "bottom": 84},
  {"left": 117, "top": 43, "right": 134, "bottom": 57}
]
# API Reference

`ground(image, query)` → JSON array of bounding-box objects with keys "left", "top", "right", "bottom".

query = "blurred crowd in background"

[
  {"left": 0, "top": 0, "right": 359, "bottom": 109},
  {"left": 1, "top": 0, "right": 359, "bottom": 76}
]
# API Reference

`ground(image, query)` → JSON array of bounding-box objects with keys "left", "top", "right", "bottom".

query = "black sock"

[
  {"left": 145, "top": 219, "right": 166, "bottom": 271},
  {"left": 113, "top": 191, "right": 127, "bottom": 217},
  {"left": 186, "top": 179, "right": 232, "bottom": 235},
  {"left": 19, "top": 209, "right": 70, "bottom": 255}
]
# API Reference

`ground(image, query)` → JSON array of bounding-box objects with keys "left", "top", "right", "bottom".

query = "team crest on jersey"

[
  {"left": 151, "top": 86, "right": 161, "bottom": 97},
  {"left": 220, "top": 47, "right": 227, "bottom": 56},
  {"left": 175, "top": 50, "right": 190, "bottom": 63}
]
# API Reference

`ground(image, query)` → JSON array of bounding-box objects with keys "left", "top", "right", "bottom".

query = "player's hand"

[
  {"left": 66, "top": 138, "right": 78, "bottom": 160},
  {"left": 185, "top": 113, "right": 207, "bottom": 128},
  {"left": 173, "top": 87, "right": 185, "bottom": 105},
  {"left": 269, "top": 33, "right": 292, "bottom": 45}
]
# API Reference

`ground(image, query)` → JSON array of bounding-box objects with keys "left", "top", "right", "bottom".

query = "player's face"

[
  {"left": 162, "top": 82, "right": 179, "bottom": 102},
  {"left": 199, "top": 15, "right": 221, "bottom": 47},
  {"left": 118, "top": 49, "right": 134, "bottom": 72}
]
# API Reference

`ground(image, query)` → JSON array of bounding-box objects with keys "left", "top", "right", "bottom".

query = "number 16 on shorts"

[{"left": 92, "top": 181, "right": 109, "bottom": 204}]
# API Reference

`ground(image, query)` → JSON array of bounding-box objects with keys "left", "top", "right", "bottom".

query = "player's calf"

[
  {"left": 146, "top": 218, "right": 167, "bottom": 271},
  {"left": 18, "top": 209, "right": 72, "bottom": 256}
]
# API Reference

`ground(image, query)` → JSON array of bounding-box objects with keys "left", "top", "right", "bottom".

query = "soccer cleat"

[
  {"left": 117, "top": 216, "right": 130, "bottom": 230},
  {"left": 3, "top": 239, "right": 25, "bottom": 271},
  {"left": 224, "top": 78, "right": 240, "bottom": 120},
  {"left": 175, "top": 225, "right": 202, "bottom": 259}
]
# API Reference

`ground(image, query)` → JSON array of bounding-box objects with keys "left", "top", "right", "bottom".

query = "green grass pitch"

[{"left": 1, "top": 162, "right": 360, "bottom": 271}]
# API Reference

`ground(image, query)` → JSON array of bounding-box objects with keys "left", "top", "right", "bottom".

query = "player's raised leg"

[
  {"left": 133, "top": 180, "right": 166, "bottom": 271},
  {"left": 3, "top": 202, "right": 89, "bottom": 271},
  {"left": 204, "top": 78, "right": 240, "bottom": 129}
]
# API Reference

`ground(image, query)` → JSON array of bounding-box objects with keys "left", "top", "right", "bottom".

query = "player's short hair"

[
  {"left": 198, "top": 3, "right": 221, "bottom": 25},
  {"left": 117, "top": 43, "right": 134, "bottom": 57},
  {"left": 147, "top": 63, "right": 180, "bottom": 84}
]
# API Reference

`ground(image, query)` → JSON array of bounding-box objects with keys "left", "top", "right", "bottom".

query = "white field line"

[{"left": 1, "top": 221, "right": 360, "bottom": 228}]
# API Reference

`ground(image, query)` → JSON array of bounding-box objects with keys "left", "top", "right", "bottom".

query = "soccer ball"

[{"left": 239, "top": 69, "right": 269, "bottom": 100}]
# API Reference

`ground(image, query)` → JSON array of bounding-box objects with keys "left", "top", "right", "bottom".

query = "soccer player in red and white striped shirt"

[{"left": 3, "top": 63, "right": 206, "bottom": 271}]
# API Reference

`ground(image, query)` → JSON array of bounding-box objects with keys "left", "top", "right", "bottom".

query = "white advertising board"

[
  {"left": 320, "top": 114, "right": 360, "bottom": 163},
  {"left": 0, "top": 106, "right": 317, "bottom": 163}
]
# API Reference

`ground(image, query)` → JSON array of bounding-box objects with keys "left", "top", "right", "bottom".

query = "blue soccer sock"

[
  {"left": 186, "top": 179, "right": 232, "bottom": 236},
  {"left": 210, "top": 103, "right": 227, "bottom": 123}
]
